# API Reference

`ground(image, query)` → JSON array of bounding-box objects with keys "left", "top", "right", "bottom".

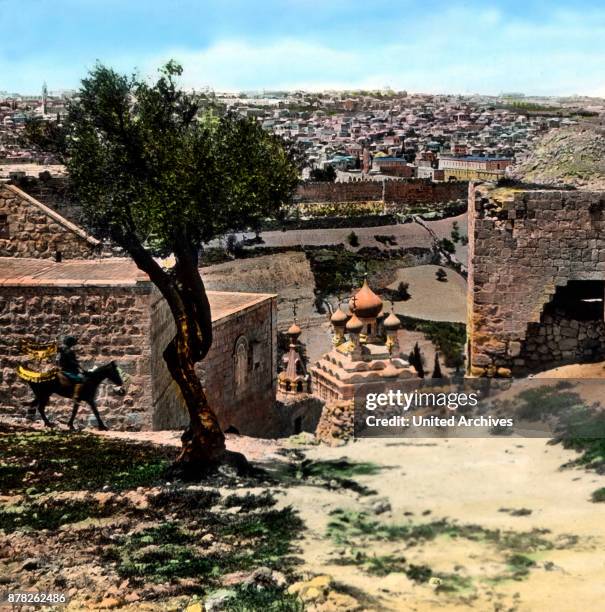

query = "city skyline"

[{"left": 1, "top": 1, "right": 605, "bottom": 96}]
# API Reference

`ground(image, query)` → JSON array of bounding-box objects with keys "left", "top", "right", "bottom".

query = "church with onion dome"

[{"left": 309, "top": 276, "right": 419, "bottom": 403}]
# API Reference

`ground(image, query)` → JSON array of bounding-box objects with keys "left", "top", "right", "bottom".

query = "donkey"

[{"left": 24, "top": 361, "right": 124, "bottom": 430}]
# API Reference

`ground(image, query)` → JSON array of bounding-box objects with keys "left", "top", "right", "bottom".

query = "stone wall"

[
  {"left": 0, "top": 282, "right": 282, "bottom": 434},
  {"left": 520, "top": 313, "right": 605, "bottom": 370},
  {"left": 0, "top": 184, "right": 100, "bottom": 259},
  {"left": 295, "top": 178, "right": 468, "bottom": 209},
  {"left": 150, "top": 291, "right": 280, "bottom": 437},
  {"left": 467, "top": 182, "right": 605, "bottom": 376},
  {"left": 0, "top": 284, "right": 153, "bottom": 429},
  {"left": 9, "top": 176, "right": 83, "bottom": 226}
]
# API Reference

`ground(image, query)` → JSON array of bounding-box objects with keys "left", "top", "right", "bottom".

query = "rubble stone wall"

[
  {"left": 9, "top": 176, "right": 83, "bottom": 226},
  {"left": 0, "top": 284, "right": 153, "bottom": 429},
  {"left": 467, "top": 183, "right": 605, "bottom": 376},
  {"left": 0, "top": 185, "right": 99, "bottom": 259},
  {"left": 520, "top": 314, "right": 605, "bottom": 370}
]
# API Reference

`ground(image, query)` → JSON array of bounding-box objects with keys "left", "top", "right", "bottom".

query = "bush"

[
  {"left": 450, "top": 221, "right": 460, "bottom": 244},
  {"left": 347, "top": 231, "right": 360, "bottom": 247},
  {"left": 436, "top": 268, "right": 448, "bottom": 282},
  {"left": 592, "top": 488, "right": 605, "bottom": 503},
  {"left": 396, "top": 281, "right": 410, "bottom": 301},
  {"left": 310, "top": 165, "right": 337, "bottom": 182},
  {"left": 439, "top": 238, "right": 456, "bottom": 254}
]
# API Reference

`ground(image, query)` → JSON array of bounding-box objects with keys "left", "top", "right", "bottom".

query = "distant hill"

[{"left": 512, "top": 127, "right": 605, "bottom": 189}]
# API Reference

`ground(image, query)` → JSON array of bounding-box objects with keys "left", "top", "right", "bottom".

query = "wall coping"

[{"left": 2, "top": 183, "right": 101, "bottom": 247}]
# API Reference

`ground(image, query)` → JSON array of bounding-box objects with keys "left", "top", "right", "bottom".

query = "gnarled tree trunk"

[{"left": 119, "top": 231, "right": 230, "bottom": 473}]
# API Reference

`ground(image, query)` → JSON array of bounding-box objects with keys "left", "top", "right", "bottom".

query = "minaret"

[{"left": 41, "top": 82, "right": 48, "bottom": 116}]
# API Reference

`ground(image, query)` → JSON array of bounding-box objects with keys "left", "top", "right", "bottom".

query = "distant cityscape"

[{"left": 2, "top": 84, "right": 605, "bottom": 182}]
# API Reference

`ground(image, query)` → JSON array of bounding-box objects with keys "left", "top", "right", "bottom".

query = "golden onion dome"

[
  {"left": 345, "top": 313, "right": 364, "bottom": 333},
  {"left": 330, "top": 307, "right": 348, "bottom": 325},
  {"left": 349, "top": 278, "right": 383, "bottom": 319},
  {"left": 384, "top": 311, "right": 401, "bottom": 330},
  {"left": 287, "top": 322, "right": 302, "bottom": 339}
]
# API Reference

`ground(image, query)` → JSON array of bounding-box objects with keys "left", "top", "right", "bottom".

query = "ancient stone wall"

[
  {"left": 10, "top": 176, "right": 83, "bottom": 226},
  {"left": 0, "top": 284, "right": 153, "bottom": 429},
  {"left": 520, "top": 314, "right": 605, "bottom": 370},
  {"left": 295, "top": 178, "right": 468, "bottom": 209},
  {"left": 0, "top": 184, "right": 100, "bottom": 259},
  {"left": 150, "top": 291, "right": 280, "bottom": 437},
  {"left": 467, "top": 183, "right": 605, "bottom": 376}
]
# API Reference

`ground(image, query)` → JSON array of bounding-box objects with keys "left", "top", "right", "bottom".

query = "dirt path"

[
  {"left": 280, "top": 437, "right": 605, "bottom": 611},
  {"left": 93, "top": 427, "right": 605, "bottom": 611}
]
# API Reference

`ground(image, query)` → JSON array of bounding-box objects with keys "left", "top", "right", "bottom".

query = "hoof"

[
  {"left": 44, "top": 421, "right": 55, "bottom": 428},
  {"left": 98, "top": 424, "right": 109, "bottom": 431}
]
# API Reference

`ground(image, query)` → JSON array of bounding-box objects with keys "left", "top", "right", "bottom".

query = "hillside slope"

[{"left": 512, "top": 126, "right": 605, "bottom": 188}]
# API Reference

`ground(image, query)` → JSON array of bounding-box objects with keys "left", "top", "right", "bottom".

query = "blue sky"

[{"left": 1, "top": 0, "right": 604, "bottom": 96}]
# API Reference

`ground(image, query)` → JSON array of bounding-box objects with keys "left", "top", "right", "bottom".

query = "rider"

[{"left": 57, "top": 335, "right": 87, "bottom": 400}]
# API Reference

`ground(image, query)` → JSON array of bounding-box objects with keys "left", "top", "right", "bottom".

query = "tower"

[
  {"left": 278, "top": 314, "right": 311, "bottom": 396},
  {"left": 41, "top": 82, "right": 48, "bottom": 116}
]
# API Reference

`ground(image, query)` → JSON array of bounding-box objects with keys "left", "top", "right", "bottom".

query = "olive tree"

[{"left": 29, "top": 62, "right": 300, "bottom": 471}]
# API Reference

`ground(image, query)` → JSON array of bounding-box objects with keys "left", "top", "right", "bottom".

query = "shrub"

[
  {"left": 439, "top": 238, "right": 456, "bottom": 254},
  {"left": 347, "top": 231, "right": 360, "bottom": 247},
  {"left": 436, "top": 268, "right": 448, "bottom": 282}
]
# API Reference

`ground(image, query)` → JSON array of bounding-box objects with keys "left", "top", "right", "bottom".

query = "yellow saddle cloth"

[{"left": 16, "top": 365, "right": 58, "bottom": 383}]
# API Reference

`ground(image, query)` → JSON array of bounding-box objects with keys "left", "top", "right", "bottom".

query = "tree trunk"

[
  {"left": 115, "top": 232, "right": 230, "bottom": 473},
  {"left": 163, "top": 319, "right": 226, "bottom": 472}
]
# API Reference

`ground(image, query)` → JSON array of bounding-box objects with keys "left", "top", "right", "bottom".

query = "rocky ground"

[
  {"left": 512, "top": 126, "right": 605, "bottom": 188},
  {"left": 1, "top": 387, "right": 604, "bottom": 612}
]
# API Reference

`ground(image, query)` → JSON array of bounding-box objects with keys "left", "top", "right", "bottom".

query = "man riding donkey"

[
  {"left": 57, "top": 335, "right": 88, "bottom": 402},
  {"left": 18, "top": 335, "right": 124, "bottom": 430}
]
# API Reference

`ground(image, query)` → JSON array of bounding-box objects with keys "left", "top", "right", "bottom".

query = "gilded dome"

[
  {"left": 345, "top": 313, "right": 364, "bottom": 333},
  {"left": 287, "top": 322, "right": 302, "bottom": 339},
  {"left": 349, "top": 278, "right": 383, "bottom": 319},
  {"left": 330, "top": 307, "right": 348, "bottom": 325},
  {"left": 384, "top": 311, "right": 401, "bottom": 330}
]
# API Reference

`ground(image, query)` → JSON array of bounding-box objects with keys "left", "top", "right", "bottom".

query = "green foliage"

[
  {"left": 374, "top": 234, "right": 398, "bottom": 247},
  {"left": 226, "top": 585, "right": 304, "bottom": 611},
  {"left": 306, "top": 248, "right": 374, "bottom": 297},
  {"left": 222, "top": 490, "right": 277, "bottom": 510},
  {"left": 326, "top": 510, "right": 556, "bottom": 586},
  {"left": 0, "top": 431, "right": 171, "bottom": 495},
  {"left": 298, "top": 459, "right": 382, "bottom": 480},
  {"left": 408, "top": 342, "right": 425, "bottom": 377},
  {"left": 514, "top": 384, "right": 584, "bottom": 421},
  {"left": 0, "top": 497, "right": 127, "bottom": 533},
  {"left": 450, "top": 221, "right": 460, "bottom": 243},
  {"left": 505, "top": 554, "right": 536, "bottom": 580},
  {"left": 112, "top": 507, "right": 303, "bottom": 584},
  {"left": 439, "top": 238, "right": 456, "bottom": 254},
  {"left": 310, "top": 165, "right": 336, "bottom": 182},
  {"left": 347, "top": 231, "right": 360, "bottom": 247},
  {"left": 27, "top": 61, "right": 300, "bottom": 255},
  {"left": 399, "top": 316, "right": 466, "bottom": 369},
  {"left": 326, "top": 510, "right": 554, "bottom": 554},
  {"left": 272, "top": 455, "right": 380, "bottom": 496},
  {"left": 592, "top": 488, "right": 605, "bottom": 502}
]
